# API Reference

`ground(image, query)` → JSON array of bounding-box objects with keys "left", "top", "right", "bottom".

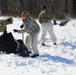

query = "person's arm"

[
  {"left": 53, "top": 17, "right": 57, "bottom": 25},
  {"left": 13, "top": 24, "right": 26, "bottom": 33},
  {"left": 38, "top": 11, "right": 46, "bottom": 24},
  {"left": 51, "top": 14, "right": 57, "bottom": 25},
  {"left": 38, "top": 13, "right": 43, "bottom": 24}
]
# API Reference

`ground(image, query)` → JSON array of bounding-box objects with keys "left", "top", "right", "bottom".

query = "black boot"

[
  {"left": 41, "top": 43, "right": 45, "bottom": 46},
  {"left": 54, "top": 43, "right": 57, "bottom": 45},
  {"left": 31, "top": 54, "right": 39, "bottom": 58}
]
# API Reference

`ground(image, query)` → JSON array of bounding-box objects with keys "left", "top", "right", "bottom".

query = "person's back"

[
  {"left": 0, "top": 20, "right": 6, "bottom": 32},
  {"left": 38, "top": 10, "right": 52, "bottom": 23},
  {"left": 0, "top": 18, "right": 13, "bottom": 33},
  {"left": 23, "top": 16, "right": 40, "bottom": 36},
  {"left": 38, "top": 6, "right": 56, "bottom": 25},
  {"left": 39, "top": 5, "right": 55, "bottom": 23}
]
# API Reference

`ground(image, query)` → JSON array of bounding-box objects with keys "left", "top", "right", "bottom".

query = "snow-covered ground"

[{"left": 0, "top": 16, "right": 76, "bottom": 75}]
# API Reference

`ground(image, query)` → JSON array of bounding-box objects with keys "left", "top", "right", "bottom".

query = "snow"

[{"left": 0, "top": 16, "right": 76, "bottom": 75}]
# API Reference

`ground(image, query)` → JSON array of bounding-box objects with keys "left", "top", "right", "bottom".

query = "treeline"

[{"left": 0, "top": 0, "right": 76, "bottom": 19}]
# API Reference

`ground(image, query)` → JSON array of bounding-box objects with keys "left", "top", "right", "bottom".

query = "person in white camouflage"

[
  {"left": 13, "top": 10, "right": 40, "bottom": 58},
  {"left": 38, "top": 5, "right": 57, "bottom": 46}
]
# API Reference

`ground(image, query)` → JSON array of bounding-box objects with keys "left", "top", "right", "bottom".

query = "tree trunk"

[{"left": 65, "top": 0, "right": 68, "bottom": 13}]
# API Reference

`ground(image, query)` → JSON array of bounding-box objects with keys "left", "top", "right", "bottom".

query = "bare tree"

[
  {"left": 65, "top": 0, "right": 68, "bottom": 13},
  {"left": 0, "top": 0, "right": 76, "bottom": 18},
  {"left": 73, "top": 0, "right": 76, "bottom": 16}
]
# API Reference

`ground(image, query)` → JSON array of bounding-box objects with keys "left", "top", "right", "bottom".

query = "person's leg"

[
  {"left": 25, "top": 35, "right": 32, "bottom": 52},
  {"left": 32, "top": 32, "right": 39, "bottom": 54},
  {"left": 47, "top": 23, "right": 57, "bottom": 44},
  {"left": 41, "top": 24, "right": 47, "bottom": 45},
  {"left": 31, "top": 32, "right": 39, "bottom": 58}
]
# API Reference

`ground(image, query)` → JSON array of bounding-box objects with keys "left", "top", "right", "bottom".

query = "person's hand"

[
  {"left": 13, "top": 29, "right": 18, "bottom": 32},
  {"left": 54, "top": 21, "right": 57, "bottom": 25},
  {"left": 20, "top": 25, "right": 24, "bottom": 28}
]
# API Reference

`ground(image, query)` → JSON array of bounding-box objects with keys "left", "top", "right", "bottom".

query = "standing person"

[
  {"left": 38, "top": 5, "right": 57, "bottom": 46},
  {"left": 13, "top": 10, "right": 40, "bottom": 58}
]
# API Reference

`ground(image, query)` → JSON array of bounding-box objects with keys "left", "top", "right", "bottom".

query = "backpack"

[
  {"left": 16, "top": 39, "right": 29, "bottom": 57},
  {"left": 0, "top": 32, "right": 29, "bottom": 57}
]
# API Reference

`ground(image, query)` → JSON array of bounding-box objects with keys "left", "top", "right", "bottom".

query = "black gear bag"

[{"left": 0, "top": 32, "right": 29, "bottom": 57}]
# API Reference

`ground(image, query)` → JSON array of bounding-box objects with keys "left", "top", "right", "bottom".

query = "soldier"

[
  {"left": 0, "top": 17, "right": 13, "bottom": 52},
  {"left": 13, "top": 10, "right": 40, "bottom": 58},
  {"left": 38, "top": 5, "right": 57, "bottom": 46}
]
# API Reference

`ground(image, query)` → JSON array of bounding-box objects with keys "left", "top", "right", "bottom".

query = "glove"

[
  {"left": 54, "top": 21, "right": 57, "bottom": 25},
  {"left": 13, "top": 29, "right": 18, "bottom": 32},
  {"left": 20, "top": 24, "right": 24, "bottom": 28}
]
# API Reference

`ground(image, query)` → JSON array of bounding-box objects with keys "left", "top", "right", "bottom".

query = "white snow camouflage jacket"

[{"left": 17, "top": 16, "right": 40, "bottom": 36}]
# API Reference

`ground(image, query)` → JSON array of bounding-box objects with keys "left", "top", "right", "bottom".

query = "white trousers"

[
  {"left": 25, "top": 32, "right": 39, "bottom": 54},
  {"left": 41, "top": 22, "right": 57, "bottom": 44}
]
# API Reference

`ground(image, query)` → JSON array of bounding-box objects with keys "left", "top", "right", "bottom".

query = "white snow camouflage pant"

[
  {"left": 25, "top": 32, "right": 39, "bottom": 54},
  {"left": 41, "top": 22, "right": 57, "bottom": 44}
]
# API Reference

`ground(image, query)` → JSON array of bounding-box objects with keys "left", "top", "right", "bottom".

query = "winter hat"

[
  {"left": 42, "top": 5, "right": 47, "bottom": 10},
  {"left": 21, "top": 10, "right": 29, "bottom": 17},
  {"left": 6, "top": 17, "right": 13, "bottom": 23}
]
